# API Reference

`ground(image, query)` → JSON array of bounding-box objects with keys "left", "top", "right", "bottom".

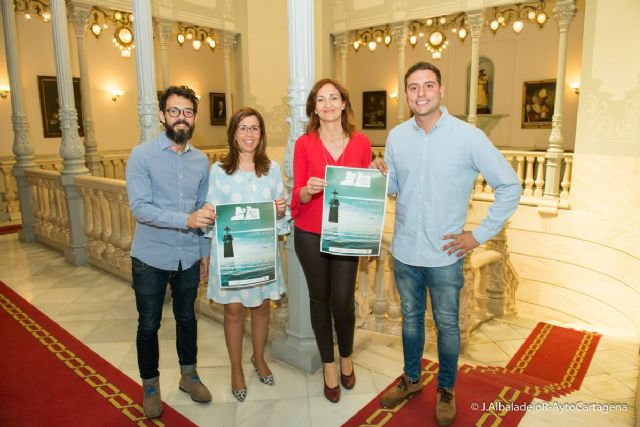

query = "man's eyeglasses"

[
  {"left": 237, "top": 125, "right": 261, "bottom": 134},
  {"left": 166, "top": 107, "right": 195, "bottom": 118}
]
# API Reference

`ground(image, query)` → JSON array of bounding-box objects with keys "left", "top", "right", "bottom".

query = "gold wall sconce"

[
  {"left": 0, "top": 85, "right": 10, "bottom": 98},
  {"left": 111, "top": 90, "right": 124, "bottom": 101},
  {"left": 569, "top": 82, "right": 580, "bottom": 95}
]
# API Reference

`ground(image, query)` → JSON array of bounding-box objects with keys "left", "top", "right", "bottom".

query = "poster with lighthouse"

[
  {"left": 320, "top": 166, "right": 389, "bottom": 256},
  {"left": 214, "top": 201, "right": 277, "bottom": 288}
]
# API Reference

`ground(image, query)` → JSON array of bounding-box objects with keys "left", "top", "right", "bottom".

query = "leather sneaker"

[
  {"left": 179, "top": 371, "right": 212, "bottom": 402},
  {"left": 435, "top": 386, "right": 456, "bottom": 426},
  {"left": 142, "top": 383, "right": 163, "bottom": 419},
  {"left": 380, "top": 375, "right": 423, "bottom": 409}
]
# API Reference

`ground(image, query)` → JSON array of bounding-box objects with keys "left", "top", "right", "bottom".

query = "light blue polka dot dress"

[{"left": 204, "top": 160, "right": 289, "bottom": 307}]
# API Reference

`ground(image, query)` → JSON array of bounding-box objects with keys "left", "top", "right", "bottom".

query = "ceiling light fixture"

[
  {"left": 176, "top": 23, "right": 218, "bottom": 52},
  {"left": 351, "top": 26, "right": 392, "bottom": 52},
  {"left": 88, "top": 6, "right": 135, "bottom": 58}
]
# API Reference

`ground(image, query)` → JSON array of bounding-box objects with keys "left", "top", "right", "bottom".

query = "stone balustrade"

[
  {"left": 75, "top": 175, "right": 133, "bottom": 281},
  {"left": 372, "top": 148, "right": 574, "bottom": 210},
  {"left": 25, "top": 168, "right": 69, "bottom": 251}
]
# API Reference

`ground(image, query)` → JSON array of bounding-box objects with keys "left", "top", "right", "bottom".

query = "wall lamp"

[
  {"left": 111, "top": 90, "right": 124, "bottom": 101},
  {"left": 0, "top": 85, "right": 10, "bottom": 98},
  {"left": 569, "top": 82, "right": 580, "bottom": 95}
]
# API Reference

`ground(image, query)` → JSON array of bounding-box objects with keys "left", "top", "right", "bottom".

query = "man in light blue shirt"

[
  {"left": 126, "top": 86, "right": 216, "bottom": 418},
  {"left": 373, "top": 62, "right": 521, "bottom": 426}
]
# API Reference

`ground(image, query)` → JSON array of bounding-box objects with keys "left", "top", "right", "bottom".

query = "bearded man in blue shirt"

[
  {"left": 372, "top": 62, "right": 522, "bottom": 426},
  {"left": 126, "top": 86, "right": 217, "bottom": 418}
]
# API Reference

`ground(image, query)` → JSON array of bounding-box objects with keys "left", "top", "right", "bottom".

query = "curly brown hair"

[
  {"left": 305, "top": 78, "right": 355, "bottom": 137},
  {"left": 219, "top": 107, "right": 271, "bottom": 178}
]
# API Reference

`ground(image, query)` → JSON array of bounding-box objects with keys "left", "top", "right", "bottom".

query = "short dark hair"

[
  {"left": 220, "top": 107, "right": 271, "bottom": 178},
  {"left": 305, "top": 78, "right": 356, "bottom": 137},
  {"left": 404, "top": 62, "right": 442, "bottom": 89},
  {"left": 159, "top": 85, "right": 198, "bottom": 113}
]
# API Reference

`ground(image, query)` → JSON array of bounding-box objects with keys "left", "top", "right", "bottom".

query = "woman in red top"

[{"left": 291, "top": 78, "right": 372, "bottom": 403}]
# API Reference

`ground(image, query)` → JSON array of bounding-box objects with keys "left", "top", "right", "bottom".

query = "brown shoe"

[
  {"left": 380, "top": 375, "right": 423, "bottom": 409},
  {"left": 435, "top": 386, "right": 456, "bottom": 426},
  {"left": 179, "top": 371, "right": 212, "bottom": 402},
  {"left": 340, "top": 367, "right": 356, "bottom": 390},
  {"left": 340, "top": 357, "right": 356, "bottom": 390},
  {"left": 142, "top": 383, "right": 163, "bottom": 419},
  {"left": 323, "top": 367, "right": 341, "bottom": 403}
]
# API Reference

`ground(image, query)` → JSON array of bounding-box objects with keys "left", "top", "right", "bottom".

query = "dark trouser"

[
  {"left": 131, "top": 257, "right": 200, "bottom": 380},
  {"left": 294, "top": 227, "right": 359, "bottom": 363}
]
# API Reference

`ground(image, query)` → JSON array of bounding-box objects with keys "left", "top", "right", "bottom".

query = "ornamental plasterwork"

[
  {"left": 585, "top": 90, "right": 640, "bottom": 144},
  {"left": 553, "top": 0, "right": 577, "bottom": 29}
]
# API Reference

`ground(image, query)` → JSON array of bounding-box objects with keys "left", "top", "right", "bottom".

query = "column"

[
  {"left": 1, "top": 0, "right": 37, "bottom": 242},
  {"left": 272, "top": 0, "right": 320, "bottom": 374},
  {"left": 221, "top": 32, "right": 236, "bottom": 126},
  {"left": 543, "top": 0, "right": 576, "bottom": 199},
  {"left": 391, "top": 23, "right": 408, "bottom": 124},
  {"left": 51, "top": 0, "right": 88, "bottom": 264},
  {"left": 466, "top": 11, "right": 483, "bottom": 127},
  {"left": 132, "top": 0, "right": 159, "bottom": 144},
  {"left": 69, "top": 2, "right": 101, "bottom": 176},
  {"left": 333, "top": 32, "right": 347, "bottom": 85},
  {"left": 155, "top": 19, "right": 173, "bottom": 90}
]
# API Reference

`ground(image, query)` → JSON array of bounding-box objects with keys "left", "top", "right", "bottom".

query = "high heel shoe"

[
  {"left": 340, "top": 358, "right": 356, "bottom": 390},
  {"left": 323, "top": 367, "right": 341, "bottom": 403},
  {"left": 231, "top": 373, "right": 247, "bottom": 402},
  {"left": 251, "top": 356, "right": 275, "bottom": 386}
]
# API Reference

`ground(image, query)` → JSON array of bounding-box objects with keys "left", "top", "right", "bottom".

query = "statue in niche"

[{"left": 477, "top": 69, "right": 490, "bottom": 114}]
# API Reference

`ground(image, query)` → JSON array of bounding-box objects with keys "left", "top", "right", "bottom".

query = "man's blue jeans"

[
  {"left": 393, "top": 257, "right": 464, "bottom": 389},
  {"left": 132, "top": 257, "right": 200, "bottom": 380}
]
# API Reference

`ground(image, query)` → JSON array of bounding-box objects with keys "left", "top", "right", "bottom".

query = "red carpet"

[
  {"left": 343, "top": 359, "right": 533, "bottom": 427},
  {"left": 505, "top": 321, "right": 600, "bottom": 392},
  {"left": 343, "top": 322, "right": 601, "bottom": 427},
  {"left": 0, "top": 280, "right": 196, "bottom": 427},
  {"left": 0, "top": 223, "right": 21, "bottom": 235}
]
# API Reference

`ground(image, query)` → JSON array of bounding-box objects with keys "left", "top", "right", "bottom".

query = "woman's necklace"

[
  {"left": 238, "top": 161, "right": 256, "bottom": 192},
  {"left": 320, "top": 133, "right": 348, "bottom": 166}
]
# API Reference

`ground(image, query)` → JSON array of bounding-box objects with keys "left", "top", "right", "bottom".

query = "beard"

[{"left": 164, "top": 120, "right": 195, "bottom": 145}]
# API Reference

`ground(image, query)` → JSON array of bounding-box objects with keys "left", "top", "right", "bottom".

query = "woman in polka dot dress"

[{"left": 204, "top": 107, "right": 288, "bottom": 401}]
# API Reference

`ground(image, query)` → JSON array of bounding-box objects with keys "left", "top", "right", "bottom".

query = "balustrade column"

[
  {"left": 1, "top": 165, "right": 19, "bottom": 220},
  {"left": 333, "top": 33, "right": 348, "bottom": 85},
  {"left": 132, "top": 0, "right": 159, "bottom": 144},
  {"left": 156, "top": 19, "right": 173, "bottom": 90},
  {"left": 70, "top": 2, "right": 101, "bottom": 176},
  {"left": 391, "top": 24, "right": 408, "bottom": 124},
  {"left": 221, "top": 32, "right": 237, "bottom": 126},
  {"left": 543, "top": 0, "right": 576, "bottom": 199},
  {"left": 466, "top": 12, "right": 483, "bottom": 127},
  {"left": 272, "top": 0, "right": 320, "bottom": 374},
  {"left": 1, "top": 0, "right": 37, "bottom": 241},
  {"left": 51, "top": 0, "right": 89, "bottom": 264}
]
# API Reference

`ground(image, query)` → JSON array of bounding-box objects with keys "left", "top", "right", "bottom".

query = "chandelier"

[
  {"left": 351, "top": 26, "right": 392, "bottom": 52},
  {"left": 13, "top": 0, "right": 50, "bottom": 21},
  {"left": 176, "top": 23, "right": 218, "bottom": 51},
  {"left": 408, "top": 13, "right": 466, "bottom": 59},
  {"left": 88, "top": 7, "right": 135, "bottom": 58},
  {"left": 487, "top": 1, "right": 548, "bottom": 34}
]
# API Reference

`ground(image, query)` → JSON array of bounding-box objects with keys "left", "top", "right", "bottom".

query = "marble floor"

[{"left": 0, "top": 232, "right": 637, "bottom": 426}]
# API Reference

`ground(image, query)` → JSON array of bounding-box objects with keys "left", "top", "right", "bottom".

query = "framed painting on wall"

[
  {"left": 521, "top": 79, "right": 556, "bottom": 129},
  {"left": 37, "top": 76, "right": 84, "bottom": 138},
  {"left": 362, "top": 90, "right": 386, "bottom": 129},
  {"left": 210, "top": 92, "right": 226, "bottom": 126}
]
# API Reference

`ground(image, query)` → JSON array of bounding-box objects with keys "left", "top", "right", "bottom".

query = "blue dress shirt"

[
  {"left": 384, "top": 107, "right": 521, "bottom": 267},
  {"left": 126, "top": 132, "right": 210, "bottom": 271}
]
